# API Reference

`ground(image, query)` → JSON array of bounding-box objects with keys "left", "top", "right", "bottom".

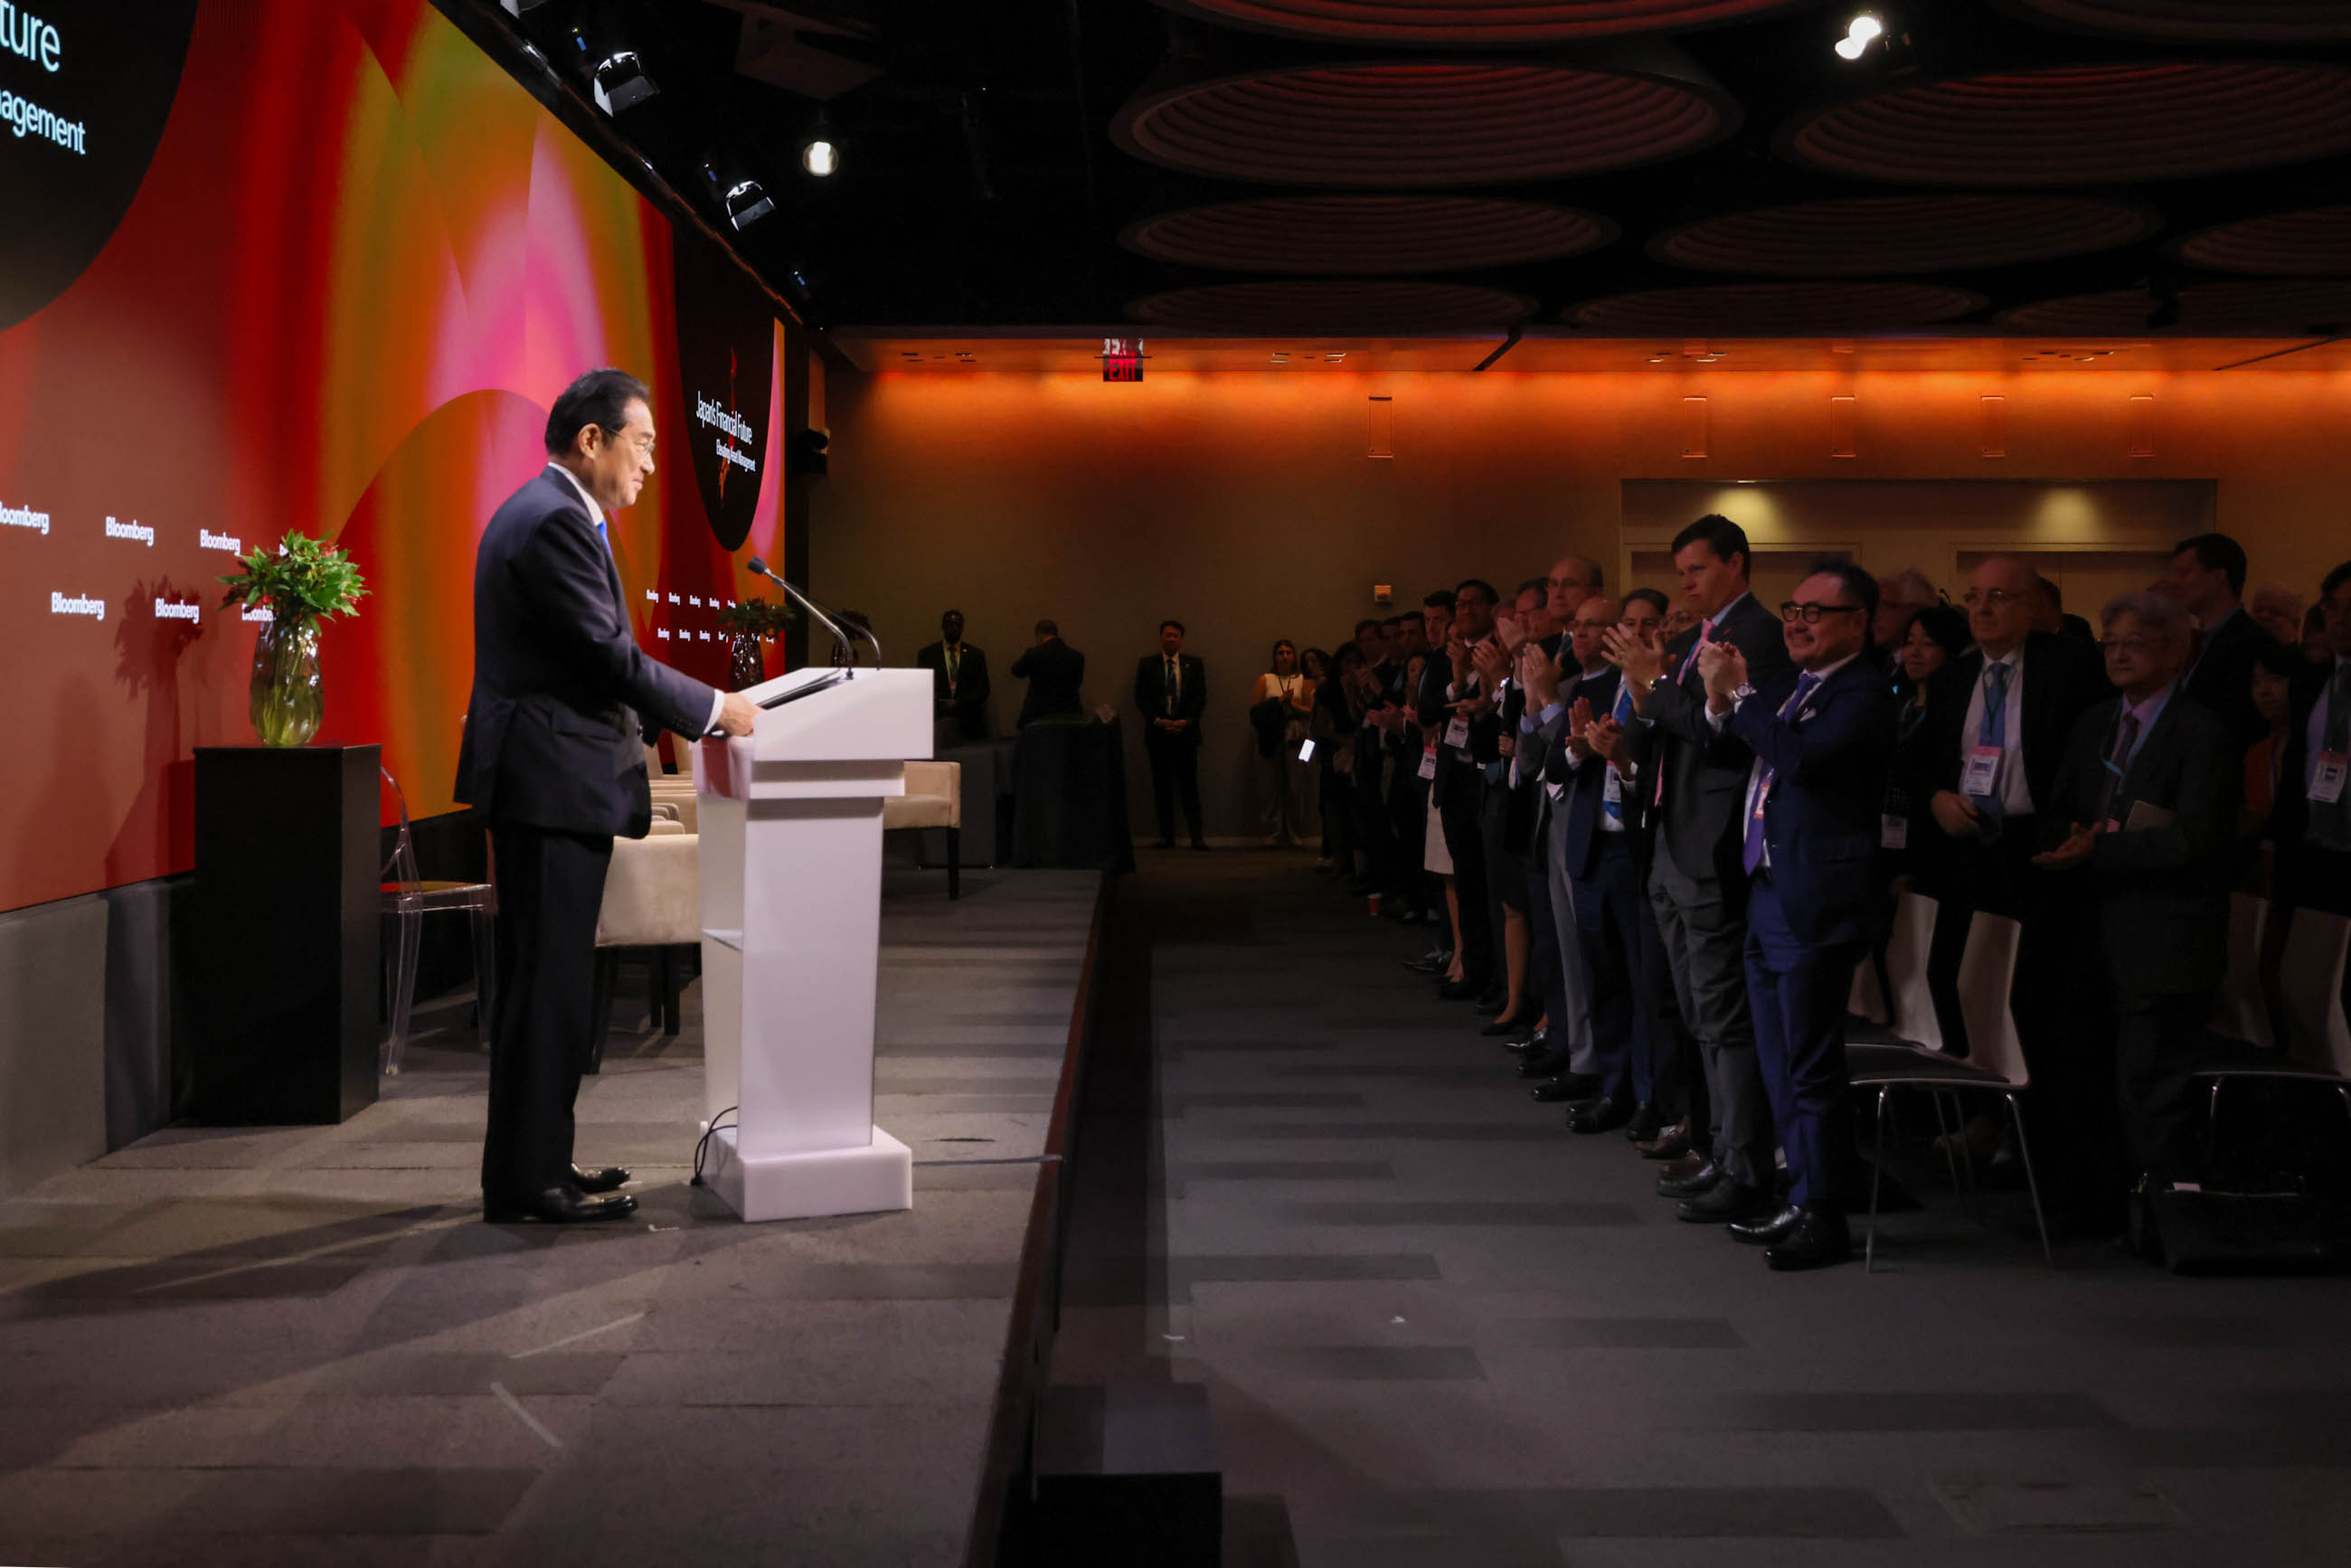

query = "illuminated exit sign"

[{"left": 1101, "top": 336, "right": 1145, "bottom": 383}]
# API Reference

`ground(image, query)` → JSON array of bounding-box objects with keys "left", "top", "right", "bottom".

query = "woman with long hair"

[{"left": 1251, "top": 639, "right": 1312, "bottom": 847}]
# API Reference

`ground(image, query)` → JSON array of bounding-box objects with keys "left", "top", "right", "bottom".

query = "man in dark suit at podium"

[
  {"left": 915, "top": 609, "right": 990, "bottom": 740},
  {"left": 1137, "top": 619, "right": 1208, "bottom": 849},
  {"left": 456, "top": 367, "right": 756, "bottom": 1225},
  {"left": 1010, "top": 619, "right": 1084, "bottom": 727}
]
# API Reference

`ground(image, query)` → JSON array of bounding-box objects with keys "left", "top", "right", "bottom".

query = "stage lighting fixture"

[
  {"left": 724, "top": 179, "right": 775, "bottom": 231},
  {"left": 800, "top": 136, "right": 838, "bottom": 178},
  {"left": 499, "top": 0, "right": 558, "bottom": 14},
  {"left": 1835, "top": 12, "right": 1884, "bottom": 59},
  {"left": 592, "top": 50, "right": 657, "bottom": 115}
]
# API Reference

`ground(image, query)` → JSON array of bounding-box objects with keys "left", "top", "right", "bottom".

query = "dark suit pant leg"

[
  {"left": 1175, "top": 739, "right": 1204, "bottom": 838},
  {"left": 1441, "top": 789, "right": 1493, "bottom": 987},
  {"left": 1575, "top": 837, "right": 1640, "bottom": 1105},
  {"left": 1146, "top": 733, "right": 1180, "bottom": 840},
  {"left": 1648, "top": 856, "right": 1771, "bottom": 1188},
  {"left": 1527, "top": 854, "right": 1572, "bottom": 1044},
  {"left": 1744, "top": 878, "right": 1859, "bottom": 1211},
  {"left": 484, "top": 824, "right": 612, "bottom": 1201},
  {"left": 2115, "top": 994, "right": 2208, "bottom": 1184},
  {"left": 1634, "top": 870, "right": 1697, "bottom": 1124}
]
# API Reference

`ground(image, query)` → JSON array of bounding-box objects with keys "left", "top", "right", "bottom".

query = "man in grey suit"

[
  {"left": 1605, "top": 515, "right": 1792, "bottom": 1224},
  {"left": 457, "top": 368, "right": 757, "bottom": 1223}
]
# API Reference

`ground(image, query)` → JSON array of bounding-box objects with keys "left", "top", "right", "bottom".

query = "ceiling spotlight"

[
  {"left": 723, "top": 179, "right": 774, "bottom": 231},
  {"left": 1835, "top": 33, "right": 1866, "bottom": 59},
  {"left": 800, "top": 137, "right": 838, "bottom": 177},
  {"left": 591, "top": 50, "right": 657, "bottom": 114},
  {"left": 1847, "top": 13, "right": 1883, "bottom": 43}
]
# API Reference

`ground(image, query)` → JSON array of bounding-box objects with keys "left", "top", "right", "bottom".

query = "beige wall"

[{"left": 809, "top": 364, "right": 2351, "bottom": 840}]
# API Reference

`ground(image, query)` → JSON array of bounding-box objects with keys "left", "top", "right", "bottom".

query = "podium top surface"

[{"left": 727, "top": 666, "right": 933, "bottom": 764}]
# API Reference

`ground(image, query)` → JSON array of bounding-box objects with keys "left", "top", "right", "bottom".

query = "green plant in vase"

[
  {"left": 713, "top": 596, "right": 796, "bottom": 691},
  {"left": 218, "top": 532, "right": 369, "bottom": 746}
]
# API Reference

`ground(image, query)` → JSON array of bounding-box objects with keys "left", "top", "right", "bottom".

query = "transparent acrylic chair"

[{"left": 380, "top": 767, "right": 496, "bottom": 1075}]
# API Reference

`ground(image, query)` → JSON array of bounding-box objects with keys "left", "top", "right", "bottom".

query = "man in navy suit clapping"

[{"left": 1696, "top": 562, "right": 1896, "bottom": 1270}]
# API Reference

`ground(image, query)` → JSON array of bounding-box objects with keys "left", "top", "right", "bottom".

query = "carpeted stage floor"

[
  {"left": 0, "top": 866, "right": 1100, "bottom": 1568},
  {"left": 1072, "top": 848, "right": 2351, "bottom": 1568}
]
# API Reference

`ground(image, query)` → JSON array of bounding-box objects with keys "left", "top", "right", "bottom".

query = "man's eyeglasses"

[
  {"left": 1780, "top": 601, "right": 1865, "bottom": 624},
  {"left": 1961, "top": 588, "right": 2024, "bottom": 609},
  {"left": 2097, "top": 637, "right": 2160, "bottom": 656}
]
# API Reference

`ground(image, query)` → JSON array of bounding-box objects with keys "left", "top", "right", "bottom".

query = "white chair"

[
  {"left": 1851, "top": 910, "right": 2054, "bottom": 1271},
  {"left": 588, "top": 820, "right": 699, "bottom": 1072},
  {"left": 2193, "top": 906, "right": 2351, "bottom": 1146},
  {"left": 378, "top": 768, "right": 496, "bottom": 1077},
  {"left": 1884, "top": 888, "right": 1944, "bottom": 1053},
  {"left": 2208, "top": 891, "right": 2277, "bottom": 1050},
  {"left": 883, "top": 760, "right": 962, "bottom": 899}
]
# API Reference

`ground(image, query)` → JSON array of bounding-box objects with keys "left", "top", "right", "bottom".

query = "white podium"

[{"left": 691, "top": 666, "right": 932, "bottom": 1221}]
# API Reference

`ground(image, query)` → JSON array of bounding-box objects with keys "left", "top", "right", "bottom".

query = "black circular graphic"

[
  {"left": 0, "top": 0, "right": 199, "bottom": 331},
  {"left": 671, "top": 229, "right": 777, "bottom": 553}
]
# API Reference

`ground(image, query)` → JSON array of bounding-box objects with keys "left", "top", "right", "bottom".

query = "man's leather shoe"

[
  {"left": 1568, "top": 1096, "right": 1634, "bottom": 1135},
  {"left": 570, "top": 1164, "right": 631, "bottom": 1195},
  {"left": 1624, "top": 1102, "right": 1664, "bottom": 1143},
  {"left": 1515, "top": 1046, "right": 1572, "bottom": 1079},
  {"left": 1404, "top": 949, "right": 1450, "bottom": 975},
  {"left": 1637, "top": 1119, "right": 1693, "bottom": 1161},
  {"left": 1656, "top": 1157, "right": 1721, "bottom": 1198},
  {"left": 1765, "top": 1208, "right": 1854, "bottom": 1270},
  {"left": 1728, "top": 1203, "right": 1804, "bottom": 1246},
  {"left": 1676, "top": 1179, "right": 1771, "bottom": 1223},
  {"left": 1531, "top": 1072, "right": 1603, "bottom": 1104},
  {"left": 485, "top": 1187, "right": 639, "bottom": 1224},
  {"left": 1436, "top": 979, "right": 1481, "bottom": 1001}
]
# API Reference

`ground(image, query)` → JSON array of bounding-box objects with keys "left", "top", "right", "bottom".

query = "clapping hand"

[
  {"left": 2031, "top": 820, "right": 2101, "bottom": 871},
  {"left": 1563, "top": 695, "right": 1595, "bottom": 760},
  {"left": 1494, "top": 611, "right": 1527, "bottom": 654},
  {"left": 1600, "top": 623, "right": 1666, "bottom": 695},
  {"left": 1470, "top": 636, "right": 1510, "bottom": 689},
  {"left": 1518, "top": 640, "right": 1562, "bottom": 711},
  {"left": 1698, "top": 640, "right": 1747, "bottom": 709}
]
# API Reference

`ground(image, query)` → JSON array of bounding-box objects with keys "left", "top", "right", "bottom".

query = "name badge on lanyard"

[
  {"left": 1961, "top": 745, "right": 2002, "bottom": 798},
  {"left": 2314, "top": 750, "right": 2349, "bottom": 806},
  {"left": 1419, "top": 742, "right": 1439, "bottom": 781},
  {"left": 1443, "top": 716, "right": 1469, "bottom": 750}
]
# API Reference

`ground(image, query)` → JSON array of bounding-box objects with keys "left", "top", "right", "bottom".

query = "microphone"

[{"left": 744, "top": 557, "right": 882, "bottom": 668}]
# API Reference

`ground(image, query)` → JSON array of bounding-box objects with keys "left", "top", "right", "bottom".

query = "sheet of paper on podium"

[{"left": 692, "top": 665, "right": 932, "bottom": 1221}]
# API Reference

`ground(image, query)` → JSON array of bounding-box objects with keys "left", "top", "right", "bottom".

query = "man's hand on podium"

[{"left": 716, "top": 691, "right": 757, "bottom": 737}]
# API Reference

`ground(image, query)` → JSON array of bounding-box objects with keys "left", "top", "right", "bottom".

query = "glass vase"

[
  {"left": 729, "top": 632, "right": 765, "bottom": 691},
  {"left": 250, "top": 617, "right": 323, "bottom": 747}
]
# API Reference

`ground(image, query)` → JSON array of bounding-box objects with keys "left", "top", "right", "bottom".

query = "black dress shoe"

[
  {"left": 1728, "top": 1203, "right": 1804, "bottom": 1246},
  {"left": 1567, "top": 1096, "right": 1634, "bottom": 1135},
  {"left": 570, "top": 1164, "right": 631, "bottom": 1194},
  {"left": 1676, "top": 1179, "right": 1772, "bottom": 1223},
  {"left": 1404, "top": 949, "right": 1451, "bottom": 975},
  {"left": 1765, "top": 1208, "right": 1854, "bottom": 1270},
  {"left": 1436, "top": 980, "right": 1482, "bottom": 1001},
  {"left": 485, "top": 1186, "right": 640, "bottom": 1224},
  {"left": 1531, "top": 1073, "right": 1602, "bottom": 1104},
  {"left": 1656, "top": 1159, "right": 1722, "bottom": 1199},
  {"left": 1624, "top": 1102, "right": 1664, "bottom": 1143},
  {"left": 1479, "top": 1014, "right": 1535, "bottom": 1037},
  {"left": 1515, "top": 1047, "right": 1572, "bottom": 1079}
]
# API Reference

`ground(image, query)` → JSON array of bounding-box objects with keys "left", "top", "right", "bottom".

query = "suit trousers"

[
  {"left": 483, "top": 823, "right": 613, "bottom": 1201},
  {"left": 1744, "top": 874, "right": 1860, "bottom": 1210},
  {"left": 1388, "top": 765, "right": 1433, "bottom": 910},
  {"left": 1571, "top": 831, "right": 1645, "bottom": 1105},
  {"left": 1145, "top": 730, "right": 1204, "bottom": 841},
  {"left": 1438, "top": 778, "right": 1493, "bottom": 989},
  {"left": 1648, "top": 852, "right": 1774, "bottom": 1190},
  {"left": 2114, "top": 991, "right": 2210, "bottom": 1183},
  {"left": 1539, "top": 810, "right": 1596, "bottom": 1075},
  {"left": 1634, "top": 864, "right": 1700, "bottom": 1123}
]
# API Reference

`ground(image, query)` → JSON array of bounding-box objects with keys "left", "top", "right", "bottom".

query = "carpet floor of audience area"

[{"left": 1108, "top": 851, "right": 2351, "bottom": 1568}]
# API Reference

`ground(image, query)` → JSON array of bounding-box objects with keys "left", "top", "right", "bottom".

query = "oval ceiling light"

[
  {"left": 1141, "top": 0, "right": 1809, "bottom": 47},
  {"left": 801, "top": 137, "right": 838, "bottom": 177},
  {"left": 1787, "top": 61, "right": 2351, "bottom": 185},
  {"left": 1566, "top": 281, "right": 1985, "bottom": 334},
  {"left": 1122, "top": 195, "right": 1615, "bottom": 275},
  {"left": 2001, "top": 1, "right": 2351, "bottom": 43},
  {"left": 1113, "top": 58, "right": 1734, "bottom": 187},
  {"left": 2174, "top": 205, "right": 2351, "bottom": 276},
  {"left": 1653, "top": 194, "right": 2156, "bottom": 276},
  {"left": 1128, "top": 279, "right": 1536, "bottom": 334},
  {"left": 1999, "top": 279, "right": 2351, "bottom": 335}
]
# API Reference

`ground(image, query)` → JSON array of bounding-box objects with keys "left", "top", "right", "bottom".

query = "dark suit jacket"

[
  {"left": 1630, "top": 592, "right": 1794, "bottom": 887},
  {"left": 1727, "top": 657, "right": 1896, "bottom": 948},
  {"left": 916, "top": 639, "right": 990, "bottom": 738},
  {"left": 2179, "top": 606, "right": 2270, "bottom": 753},
  {"left": 454, "top": 468, "right": 714, "bottom": 837},
  {"left": 1009, "top": 638, "right": 1084, "bottom": 727},
  {"left": 2048, "top": 690, "right": 2240, "bottom": 1004},
  {"left": 1415, "top": 660, "right": 1502, "bottom": 811},
  {"left": 1912, "top": 631, "right": 2110, "bottom": 817},
  {"left": 1529, "top": 665, "right": 1624, "bottom": 876},
  {"left": 1135, "top": 652, "right": 1207, "bottom": 744},
  {"left": 2265, "top": 652, "right": 2347, "bottom": 898}
]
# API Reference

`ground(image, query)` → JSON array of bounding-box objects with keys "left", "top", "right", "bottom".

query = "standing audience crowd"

[{"left": 1242, "top": 520, "right": 2351, "bottom": 1270}]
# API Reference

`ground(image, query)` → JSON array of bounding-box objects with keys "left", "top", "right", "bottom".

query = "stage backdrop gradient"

[{"left": 0, "top": 0, "right": 789, "bottom": 915}]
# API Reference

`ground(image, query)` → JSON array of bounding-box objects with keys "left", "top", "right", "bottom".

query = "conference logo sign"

[
  {"left": 672, "top": 228, "right": 775, "bottom": 552},
  {"left": 0, "top": 0, "right": 199, "bottom": 330}
]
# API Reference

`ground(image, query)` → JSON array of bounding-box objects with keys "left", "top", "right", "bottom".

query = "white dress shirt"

[
  {"left": 1958, "top": 644, "right": 2035, "bottom": 816},
  {"left": 545, "top": 463, "right": 726, "bottom": 738}
]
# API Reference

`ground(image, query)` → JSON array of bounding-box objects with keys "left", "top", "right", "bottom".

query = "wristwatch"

[{"left": 1727, "top": 683, "right": 1757, "bottom": 711}]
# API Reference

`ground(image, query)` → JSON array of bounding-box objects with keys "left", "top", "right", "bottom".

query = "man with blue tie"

[{"left": 1696, "top": 562, "right": 1896, "bottom": 1270}]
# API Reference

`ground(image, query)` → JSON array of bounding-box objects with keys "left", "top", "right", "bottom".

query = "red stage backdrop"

[{"left": 0, "top": 0, "right": 788, "bottom": 914}]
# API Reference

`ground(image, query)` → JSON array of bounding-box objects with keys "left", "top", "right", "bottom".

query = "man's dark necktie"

[
  {"left": 1741, "top": 671, "right": 1820, "bottom": 875},
  {"left": 2094, "top": 706, "right": 2142, "bottom": 827},
  {"left": 1164, "top": 656, "right": 1179, "bottom": 716}
]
